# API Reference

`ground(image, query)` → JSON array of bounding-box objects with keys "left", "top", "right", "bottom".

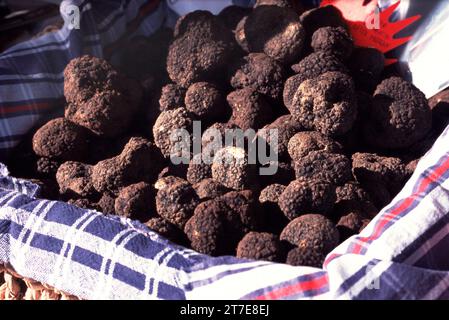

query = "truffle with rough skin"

[
  {"left": 352, "top": 152, "right": 409, "bottom": 196},
  {"left": 92, "top": 137, "right": 157, "bottom": 195},
  {"left": 218, "top": 5, "right": 251, "bottom": 31},
  {"left": 56, "top": 161, "right": 96, "bottom": 198},
  {"left": 286, "top": 246, "right": 322, "bottom": 267},
  {"left": 193, "top": 178, "right": 230, "bottom": 200},
  {"left": 227, "top": 87, "right": 274, "bottom": 130},
  {"left": 155, "top": 177, "right": 199, "bottom": 228},
  {"left": 64, "top": 56, "right": 142, "bottom": 137},
  {"left": 211, "top": 147, "right": 255, "bottom": 191},
  {"left": 259, "top": 184, "right": 289, "bottom": 234},
  {"left": 334, "top": 181, "right": 377, "bottom": 218},
  {"left": 299, "top": 5, "right": 347, "bottom": 38},
  {"left": 286, "top": 52, "right": 348, "bottom": 108},
  {"left": 115, "top": 182, "right": 155, "bottom": 221},
  {"left": 278, "top": 179, "right": 336, "bottom": 220},
  {"left": 236, "top": 232, "right": 287, "bottom": 262},
  {"left": 258, "top": 115, "right": 303, "bottom": 161},
  {"left": 293, "top": 151, "right": 352, "bottom": 185},
  {"left": 159, "top": 84, "right": 186, "bottom": 111},
  {"left": 289, "top": 71, "right": 357, "bottom": 136},
  {"left": 185, "top": 82, "right": 226, "bottom": 120},
  {"left": 202, "top": 122, "right": 240, "bottom": 158},
  {"left": 288, "top": 131, "right": 342, "bottom": 162},
  {"left": 363, "top": 77, "right": 432, "bottom": 149},
  {"left": 186, "top": 153, "right": 212, "bottom": 184},
  {"left": 218, "top": 190, "right": 260, "bottom": 232},
  {"left": 244, "top": 5, "right": 305, "bottom": 64},
  {"left": 32, "top": 118, "right": 89, "bottom": 161},
  {"left": 36, "top": 157, "right": 60, "bottom": 178},
  {"left": 311, "top": 26, "right": 353, "bottom": 60},
  {"left": 281, "top": 214, "right": 339, "bottom": 267},
  {"left": 96, "top": 193, "right": 116, "bottom": 214},
  {"left": 153, "top": 108, "right": 193, "bottom": 158},
  {"left": 168, "top": 11, "right": 235, "bottom": 87},
  {"left": 184, "top": 199, "right": 243, "bottom": 255},
  {"left": 348, "top": 48, "right": 385, "bottom": 92},
  {"left": 146, "top": 217, "right": 185, "bottom": 244},
  {"left": 230, "top": 53, "right": 286, "bottom": 101}
]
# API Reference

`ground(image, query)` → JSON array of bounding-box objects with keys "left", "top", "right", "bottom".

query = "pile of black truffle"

[{"left": 8, "top": 0, "right": 445, "bottom": 268}]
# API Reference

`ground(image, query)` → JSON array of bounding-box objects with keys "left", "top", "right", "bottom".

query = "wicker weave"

[{"left": 0, "top": 265, "right": 79, "bottom": 300}]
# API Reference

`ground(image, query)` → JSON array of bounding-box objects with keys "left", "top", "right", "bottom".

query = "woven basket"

[{"left": 0, "top": 265, "right": 79, "bottom": 300}]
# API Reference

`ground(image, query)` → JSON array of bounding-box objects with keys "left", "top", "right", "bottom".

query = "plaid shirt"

[{"left": 1, "top": 0, "right": 448, "bottom": 300}]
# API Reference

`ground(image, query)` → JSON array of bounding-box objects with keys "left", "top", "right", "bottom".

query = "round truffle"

[
  {"left": 153, "top": 108, "right": 193, "bottom": 158},
  {"left": 193, "top": 178, "right": 230, "bottom": 200},
  {"left": 236, "top": 232, "right": 287, "bottom": 262},
  {"left": 288, "top": 131, "right": 342, "bottom": 162},
  {"left": 159, "top": 84, "right": 186, "bottom": 111},
  {"left": 155, "top": 178, "right": 199, "bottom": 229},
  {"left": 363, "top": 77, "right": 432, "bottom": 149},
  {"left": 184, "top": 199, "right": 243, "bottom": 255},
  {"left": 211, "top": 147, "right": 254, "bottom": 191},
  {"left": 293, "top": 151, "right": 352, "bottom": 185},
  {"left": 281, "top": 214, "right": 339, "bottom": 266},
  {"left": 187, "top": 153, "right": 212, "bottom": 184},
  {"left": 311, "top": 26, "right": 353, "bottom": 60},
  {"left": 245, "top": 5, "right": 305, "bottom": 64},
  {"left": 290, "top": 71, "right": 357, "bottom": 136},
  {"left": 278, "top": 179, "right": 336, "bottom": 220},
  {"left": 227, "top": 87, "right": 274, "bottom": 130},
  {"left": 218, "top": 190, "right": 260, "bottom": 233},
  {"left": 32, "top": 118, "right": 89, "bottom": 161},
  {"left": 56, "top": 161, "right": 96, "bottom": 198},
  {"left": 230, "top": 53, "right": 286, "bottom": 101},
  {"left": 167, "top": 11, "right": 235, "bottom": 87},
  {"left": 185, "top": 82, "right": 226, "bottom": 120},
  {"left": 115, "top": 182, "right": 155, "bottom": 221}
]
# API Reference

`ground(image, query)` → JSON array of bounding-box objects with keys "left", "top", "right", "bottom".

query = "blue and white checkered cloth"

[{"left": 1, "top": 0, "right": 449, "bottom": 300}]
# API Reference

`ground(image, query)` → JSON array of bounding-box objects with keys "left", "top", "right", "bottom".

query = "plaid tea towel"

[{"left": 1, "top": 0, "right": 449, "bottom": 300}]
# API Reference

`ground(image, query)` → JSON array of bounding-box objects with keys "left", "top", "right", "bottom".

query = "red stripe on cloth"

[
  {"left": 254, "top": 273, "right": 328, "bottom": 300},
  {"left": 351, "top": 157, "right": 449, "bottom": 254},
  {"left": 0, "top": 102, "right": 54, "bottom": 115}
]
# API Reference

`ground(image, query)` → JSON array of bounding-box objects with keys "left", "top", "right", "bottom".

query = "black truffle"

[
  {"left": 36, "top": 157, "right": 60, "bottom": 178},
  {"left": 185, "top": 82, "right": 226, "bottom": 120},
  {"left": 32, "top": 118, "right": 89, "bottom": 161},
  {"left": 230, "top": 53, "right": 286, "bottom": 101},
  {"left": 91, "top": 137, "right": 157, "bottom": 195},
  {"left": 281, "top": 214, "right": 339, "bottom": 267},
  {"left": 211, "top": 147, "right": 255, "bottom": 191},
  {"left": 287, "top": 131, "right": 342, "bottom": 162},
  {"left": 218, "top": 190, "right": 260, "bottom": 233},
  {"left": 96, "top": 193, "right": 116, "bottom": 215},
  {"left": 153, "top": 107, "right": 193, "bottom": 158},
  {"left": 114, "top": 182, "right": 155, "bottom": 221},
  {"left": 167, "top": 11, "right": 235, "bottom": 87},
  {"left": 227, "top": 87, "right": 274, "bottom": 130},
  {"left": 56, "top": 161, "right": 96, "bottom": 198},
  {"left": 236, "top": 232, "right": 287, "bottom": 262},
  {"left": 293, "top": 151, "right": 352, "bottom": 185},
  {"left": 187, "top": 153, "right": 212, "bottom": 184},
  {"left": 278, "top": 179, "right": 336, "bottom": 220},
  {"left": 289, "top": 71, "right": 357, "bottom": 136},
  {"left": 363, "top": 77, "right": 432, "bottom": 149},
  {"left": 193, "top": 178, "right": 230, "bottom": 200},
  {"left": 244, "top": 5, "right": 305, "bottom": 64},
  {"left": 146, "top": 217, "right": 185, "bottom": 244},
  {"left": 311, "top": 26, "right": 353, "bottom": 60},
  {"left": 159, "top": 84, "right": 186, "bottom": 111},
  {"left": 155, "top": 177, "right": 199, "bottom": 229}
]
